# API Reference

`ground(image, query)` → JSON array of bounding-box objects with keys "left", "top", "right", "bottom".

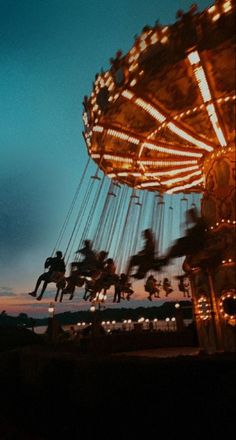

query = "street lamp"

[
  {"left": 46, "top": 302, "right": 56, "bottom": 340},
  {"left": 122, "top": 319, "right": 127, "bottom": 331},
  {"left": 175, "top": 302, "right": 184, "bottom": 332},
  {"left": 48, "top": 302, "right": 55, "bottom": 318},
  {"left": 153, "top": 318, "right": 158, "bottom": 330},
  {"left": 165, "top": 317, "right": 170, "bottom": 331},
  {"left": 89, "top": 291, "right": 108, "bottom": 338},
  {"left": 138, "top": 317, "right": 145, "bottom": 330},
  {"left": 91, "top": 291, "right": 107, "bottom": 312},
  {"left": 171, "top": 317, "right": 176, "bottom": 331}
]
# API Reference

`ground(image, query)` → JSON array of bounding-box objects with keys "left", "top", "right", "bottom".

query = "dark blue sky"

[{"left": 0, "top": 0, "right": 212, "bottom": 316}]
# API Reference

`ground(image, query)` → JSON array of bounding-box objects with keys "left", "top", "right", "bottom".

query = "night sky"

[{"left": 0, "top": 0, "right": 212, "bottom": 316}]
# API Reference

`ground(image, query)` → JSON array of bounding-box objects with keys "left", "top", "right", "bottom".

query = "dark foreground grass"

[{"left": 0, "top": 341, "right": 235, "bottom": 440}]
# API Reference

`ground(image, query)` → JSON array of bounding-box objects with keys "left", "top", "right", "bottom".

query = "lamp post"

[
  {"left": 48, "top": 302, "right": 55, "bottom": 318},
  {"left": 46, "top": 302, "right": 56, "bottom": 340},
  {"left": 175, "top": 302, "right": 184, "bottom": 332},
  {"left": 89, "top": 291, "right": 107, "bottom": 337},
  {"left": 165, "top": 317, "right": 170, "bottom": 331},
  {"left": 153, "top": 318, "right": 158, "bottom": 330},
  {"left": 171, "top": 317, "right": 176, "bottom": 331},
  {"left": 138, "top": 317, "right": 145, "bottom": 330},
  {"left": 127, "top": 319, "right": 132, "bottom": 331}
]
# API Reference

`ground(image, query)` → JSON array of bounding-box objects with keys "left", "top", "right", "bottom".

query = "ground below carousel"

[{"left": 0, "top": 326, "right": 235, "bottom": 439}]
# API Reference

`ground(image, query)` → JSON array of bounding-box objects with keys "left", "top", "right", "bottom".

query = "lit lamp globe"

[
  {"left": 90, "top": 305, "right": 96, "bottom": 313},
  {"left": 48, "top": 303, "right": 55, "bottom": 317},
  {"left": 165, "top": 317, "right": 170, "bottom": 331}
]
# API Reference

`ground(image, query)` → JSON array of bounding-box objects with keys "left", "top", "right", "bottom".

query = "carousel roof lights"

[
  {"left": 107, "top": 128, "right": 140, "bottom": 144},
  {"left": 173, "top": 103, "right": 206, "bottom": 120},
  {"left": 161, "top": 170, "right": 202, "bottom": 185},
  {"left": 140, "top": 181, "right": 161, "bottom": 188},
  {"left": 212, "top": 13, "right": 221, "bottom": 21},
  {"left": 188, "top": 50, "right": 227, "bottom": 146},
  {"left": 84, "top": 2, "right": 234, "bottom": 193},
  {"left": 117, "top": 172, "right": 142, "bottom": 177},
  {"left": 142, "top": 141, "right": 203, "bottom": 157},
  {"left": 206, "top": 103, "right": 227, "bottom": 146},
  {"left": 122, "top": 89, "right": 134, "bottom": 99},
  {"left": 135, "top": 97, "right": 166, "bottom": 123},
  {"left": 108, "top": 83, "right": 115, "bottom": 91},
  {"left": 103, "top": 154, "right": 133, "bottom": 163},
  {"left": 93, "top": 125, "right": 104, "bottom": 133},
  {"left": 223, "top": 1, "right": 232, "bottom": 13},
  {"left": 130, "top": 78, "right": 137, "bottom": 86},
  {"left": 208, "top": 5, "right": 216, "bottom": 14},
  {"left": 162, "top": 26, "right": 169, "bottom": 34},
  {"left": 129, "top": 63, "right": 139, "bottom": 72},
  {"left": 138, "top": 159, "right": 198, "bottom": 166},
  {"left": 160, "top": 36, "right": 168, "bottom": 44},
  {"left": 166, "top": 123, "right": 213, "bottom": 152},
  {"left": 122, "top": 90, "right": 166, "bottom": 122},
  {"left": 95, "top": 122, "right": 204, "bottom": 158},
  {"left": 140, "top": 40, "right": 148, "bottom": 51},
  {"left": 187, "top": 51, "right": 200, "bottom": 65},
  {"left": 150, "top": 32, "right": 158, "bottom": 44},
  {"left": 117, "top": 172, "right": 129, "bottom": 177},
  {"left": 144, "top": 165, "right": 200, "bottom": 176},
  {"left": 194, "top": 67, "right": 212, "bottom": 101},
  {"left": 128, "top": 54, "right": 139, "bottom": 63},
  {"left": 166, "top": 176, "right": 204, "bottom": 193},
  {"left": 140, "top": 31, "right": 149, "bottom": 41}
]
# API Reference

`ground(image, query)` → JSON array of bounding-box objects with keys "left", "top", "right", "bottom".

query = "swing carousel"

[{"left": 81, "top": 0, "right": 236, "bottom": 352}]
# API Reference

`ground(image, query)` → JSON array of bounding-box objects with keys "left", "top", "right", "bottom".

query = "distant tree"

[
  {"left": 18, "top": 313, "right": 29, "bottom": 320},
  {"left": 17, "top": 313, "right": 29, "bottom": 326}
]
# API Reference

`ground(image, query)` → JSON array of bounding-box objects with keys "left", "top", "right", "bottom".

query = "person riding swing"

[
  {"left": 126, "top": 229, "right": 156, "bottom": 279},
  {"left": 28, "top": 251, "right": 66, "bottom": 301}
]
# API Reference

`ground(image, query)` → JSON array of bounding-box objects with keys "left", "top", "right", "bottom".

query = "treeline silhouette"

[{"left": 0, "top": 301, "right": 192, "bottom": 328}]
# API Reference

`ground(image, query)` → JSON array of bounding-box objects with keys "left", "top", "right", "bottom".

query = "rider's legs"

[{"left": 29, "top": 273, "right": 48, "bottom": 298}]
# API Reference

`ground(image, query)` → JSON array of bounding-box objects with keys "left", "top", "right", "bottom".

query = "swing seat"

[
  {"left": 56, "top": 277, "right": 67, "bottom": 290},
  {"left": 50, "top": 271, "right": 65, "bottom": 283}
]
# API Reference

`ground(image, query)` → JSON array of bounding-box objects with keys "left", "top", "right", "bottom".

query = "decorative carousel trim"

[
  {"left": 219, "top": 289, "right": 236, "bottom": 325},
  {"left": 196, "top": 295, "right": 211, "bottom": 321}
]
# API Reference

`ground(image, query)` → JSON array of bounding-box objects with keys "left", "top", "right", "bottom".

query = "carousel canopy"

[{"left": 83, "top": 0, "right": 235, "bottom": 194}]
